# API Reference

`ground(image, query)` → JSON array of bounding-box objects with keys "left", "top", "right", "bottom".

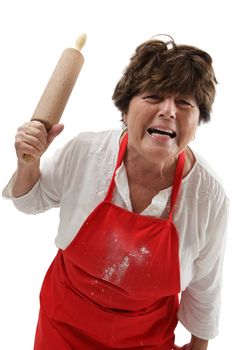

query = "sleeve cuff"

[
  {"left": 177, "top": 301, "right": 219, "bottom": 340},
  {"left": 2, "top": 175, "right": 41, "bottom": 213}
]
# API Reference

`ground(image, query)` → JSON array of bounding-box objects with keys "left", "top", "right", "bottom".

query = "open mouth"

[{"left": 147, "top": 127, "right": 176, "bottom": 139}]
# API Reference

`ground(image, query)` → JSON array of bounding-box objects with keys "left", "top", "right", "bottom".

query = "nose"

[{"left": 157, "top": 97, "right": 176, "bottom": 120}]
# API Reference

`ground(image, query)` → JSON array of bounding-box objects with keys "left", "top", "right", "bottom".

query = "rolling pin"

[{"left": 23, "top": 33, "right": 86, "bottom": 162}]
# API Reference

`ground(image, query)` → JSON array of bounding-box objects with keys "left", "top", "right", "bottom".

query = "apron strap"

[
  {"left": 168, "top": 151, "right": 185, "bottom": 221},
  {"left": 104, "top": 132, "right": 128, "bottom": 202}
]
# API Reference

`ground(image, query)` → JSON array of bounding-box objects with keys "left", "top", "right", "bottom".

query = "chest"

[
  {"left": 124, "top": 164, "right": 174, "bottom": 215},
  {"left": 128, "top": 180, "right": 170, "bottom": 214}
]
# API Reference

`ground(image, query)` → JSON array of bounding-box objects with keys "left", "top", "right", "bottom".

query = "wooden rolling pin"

[{"left": 23, "top": 33, "right": 86, "bottom": 162}]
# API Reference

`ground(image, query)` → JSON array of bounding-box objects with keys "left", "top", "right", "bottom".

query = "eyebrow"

[
  {"left": 141, "top": 93, "right": 197, "bottom": 106},
  {"left": 142, "top": 94, "right": 162, "bottom": 99}
]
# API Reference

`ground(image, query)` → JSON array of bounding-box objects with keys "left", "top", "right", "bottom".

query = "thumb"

[{"left": 47, "top": 124, "right": 64, "bottom": 145}]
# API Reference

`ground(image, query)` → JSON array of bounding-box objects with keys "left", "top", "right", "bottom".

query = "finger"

[
  {"left": 47, "top": 124, "right": 64, "bottom": 144},
  {"left": 15, "top": 131, "right": 47, "bottom": 155},
  {"left": 15, "top": 137, "right": 45, "bottom": 160},
  {"left": 15, "top": 132, "right": 48, "bottom": 164},
  {"left": 173, "top": 344, "right": 190, "bottom": 350},
  {"left": 15, "top": 121, "right": 49, "bottom": 152},
  {"left": 15, "top": 139, "right": 45, "bottom": 159},
  {"left": 22, "top": 122, "right": 48, "bottom": 145}
]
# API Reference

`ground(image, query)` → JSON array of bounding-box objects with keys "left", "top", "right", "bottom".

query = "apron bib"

[{"left": 34, "top": 133, "right": 185, "bottom": 350}]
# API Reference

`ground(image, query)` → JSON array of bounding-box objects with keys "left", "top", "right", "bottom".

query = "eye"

[{"left": 176, "top": 98, "right": 194, "bottom": 109}]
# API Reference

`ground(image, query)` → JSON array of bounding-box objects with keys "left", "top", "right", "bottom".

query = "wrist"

[
  {"left": 190, "top": 335, "right": 208, "bottom": 350},
  {"left": 11, "top": 160, "right": 41, "bottom": 198}
]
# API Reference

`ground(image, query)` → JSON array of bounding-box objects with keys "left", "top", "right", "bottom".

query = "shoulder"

[
  {"left": 73, "top": 129, "right": 122, "bottom": 145},
  {"left": 49, "top": 129, "right": 121, "bottom": 164},
  {"left": 195, "top": 152, "right": 227, "bottom": 195},
  {"left": 64, "top": 129, "right": 121, "bottom": 155},
  {"left": 184, "top": 150, "right": 229, "bottom": 213},
  {"left": 42, "top": 129, "right": 122, "bottom": 177}
]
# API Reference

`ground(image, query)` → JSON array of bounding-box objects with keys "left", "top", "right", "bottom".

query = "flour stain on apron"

[{"left": 102, "top": 230, "right": 151, "bottom": 284}]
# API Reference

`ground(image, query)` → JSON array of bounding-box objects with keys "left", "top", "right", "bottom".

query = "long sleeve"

[{"left": 178, "top": 194, "right": 229, "bottom": 339}]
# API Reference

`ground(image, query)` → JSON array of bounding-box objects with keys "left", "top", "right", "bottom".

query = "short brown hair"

[{"left": 112, "top": 37, "right": 217, "bottom": 123}]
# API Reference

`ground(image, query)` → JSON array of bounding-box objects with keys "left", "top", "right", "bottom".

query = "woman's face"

[{"left": 123, "top": 91, "right": 200, "bottom": 164}]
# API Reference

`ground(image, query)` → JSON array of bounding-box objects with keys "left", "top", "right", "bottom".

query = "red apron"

[{"left": 34, "top": 133, "right": 185, "bottom": 350}]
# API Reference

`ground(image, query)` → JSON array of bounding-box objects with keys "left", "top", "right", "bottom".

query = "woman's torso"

[{"left": 26, "top": 129, "right": 227, "bottom": 291}]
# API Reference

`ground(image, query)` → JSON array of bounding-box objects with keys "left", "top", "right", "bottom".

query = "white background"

[{"left": 0, "top": 0, "right": 232, "bottom": 348}]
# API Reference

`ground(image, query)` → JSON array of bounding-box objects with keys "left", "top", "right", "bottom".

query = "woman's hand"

[
  {"left": 174, "top": 334, "right": 208, "bottom": 350},
  {"left": 11, "top": 121, "right": 64, "bottom": 197},
  {"left": 174, "top": 344, "right": 191, "bottom": 350},
  {"left": 15, "top": 121, "right": 64, "bottom": 165}
]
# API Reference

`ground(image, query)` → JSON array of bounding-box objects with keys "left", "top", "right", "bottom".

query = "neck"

[
  {"left": 126, "top": 145, "right": 177, "bottom": 172},
  {"left": 124, "top": 146, "right": 195, "bottom": 192}
]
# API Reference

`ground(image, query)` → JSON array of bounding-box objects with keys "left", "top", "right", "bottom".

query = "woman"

[{"left": 3, "top": 36, "right": 228, "bottom": 349}]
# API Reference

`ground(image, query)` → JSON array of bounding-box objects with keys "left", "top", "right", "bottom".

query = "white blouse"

[{"left": 2, "top": 129, "right": 229, "bottom": 340}]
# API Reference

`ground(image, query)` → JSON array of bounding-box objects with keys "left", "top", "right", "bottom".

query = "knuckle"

[
  {"left": 14, "top": 138, "right": 22, "bottom": 148},
  {"left": 32, "top": 120, "right": 46, "bottom": 131}
]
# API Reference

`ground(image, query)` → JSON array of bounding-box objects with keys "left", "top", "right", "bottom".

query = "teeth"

[
  {"left": 147, "top": 127, "right": 176, "bottom": 138},
  {"left": 157, "top": 128, "right": 172, "bottom": 134}
]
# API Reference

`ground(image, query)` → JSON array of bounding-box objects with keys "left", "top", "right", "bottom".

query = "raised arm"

[{"left": 11, "top": 121, "right": 63, "bottom": 197}]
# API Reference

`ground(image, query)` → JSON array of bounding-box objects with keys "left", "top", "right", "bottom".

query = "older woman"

[{"left": 3, "top": 36, "right": 228, "bottom": 350}]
